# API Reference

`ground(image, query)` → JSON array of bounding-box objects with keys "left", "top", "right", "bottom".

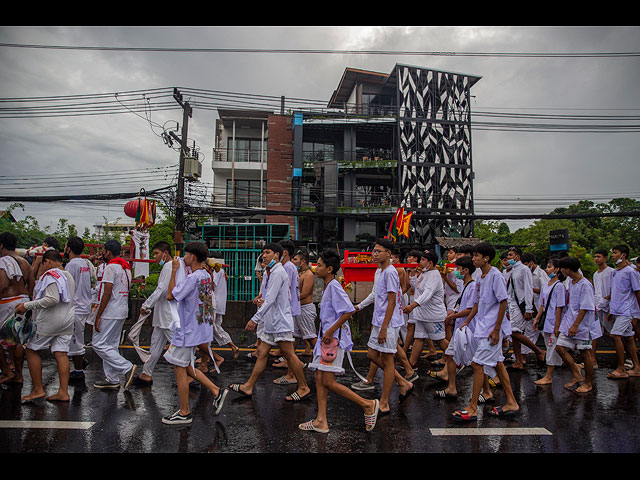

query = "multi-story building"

[{"left": 209, "top": 62, "right": 481, "bottom": 252}]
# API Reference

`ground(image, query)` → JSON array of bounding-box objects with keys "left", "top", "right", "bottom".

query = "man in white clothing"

[
  {"left": 92, "top": 240, "right": 137, "bottom": 390},
  {"left": 64, "top": 236, "right": 95, "bottom": 382},
  {"left": 17, "top": 250, "right": 75, "bottom": 402},
  {"left": 591, "top": 248, "right": 614, "bottom": 367},
  {"left": 133, "top": 241, "right": 174, "bottom": 386},
  {"left": 520, "top": 252, "right": 547, "bottom": 356}
]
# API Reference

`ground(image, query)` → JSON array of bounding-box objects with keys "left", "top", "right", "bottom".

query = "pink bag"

[{"left": 320, "top": 325, "right": 342, "bottom": 363}]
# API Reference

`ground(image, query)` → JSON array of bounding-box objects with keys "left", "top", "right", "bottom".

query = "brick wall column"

[{"left": 266, "top": 114, "right": 296, "bottom": 236}]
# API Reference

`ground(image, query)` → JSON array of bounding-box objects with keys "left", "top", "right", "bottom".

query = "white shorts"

[
  {"left": 294, "top": 304, "right": 317, "bottom": 340},
  {"left": 367, "top": 325, "right": 400, "bottom": 354},
  {"left": 556, "top": 333, "right": 592, "bottom": 351},
  {"left": 258, "top": 330, "right": 295, "bottom": 347},
  {"left": 509, "top": 305, "right": 528, "bottom": 333},
  {"left": 308, "top": 348, "right": 347, "bottom": 375},
  {"left": 472, "top": 334, "right": 505, "bottom": 378},
  {"left": 542, "top": 332, "right": 563, "bottom": 366},
  {"left": 611, "top": 315, "right": 634, "bottom": 337},
  {"left": 163, "top": 344, "right": 196, "bottom": 368},
  {"left": 597, "top": 310, "right": 614, "bottom": 335},
  {"left": 26, "top": 332, "right": 72, "bottom": 353},
  {"left": 414, "top": 320, "right": 446, "bottom": 341}
]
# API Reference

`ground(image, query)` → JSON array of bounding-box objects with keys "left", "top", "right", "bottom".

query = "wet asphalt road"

[{"left": 1, "top": 342, "right": 639, "bottom": 454}]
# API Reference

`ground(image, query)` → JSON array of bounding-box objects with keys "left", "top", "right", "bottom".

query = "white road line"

[
  {"left": 430, "top": 427, "right": 552, "bottom": 436},
  {"left": 0, "top": 420, "right": 95, "bottom": 430}
]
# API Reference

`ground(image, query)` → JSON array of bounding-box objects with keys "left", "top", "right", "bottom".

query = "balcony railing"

[{"left": 212, "top": 148, "right": 267, "bottom": 163}]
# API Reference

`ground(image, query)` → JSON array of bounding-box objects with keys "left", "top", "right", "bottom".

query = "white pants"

[
  {"left": 213, "top": 313, "right": 233, "bottom": 346},
  {"left": 142, "top": 326, "right": 173, "bottom": 376},
  {"left": 27, "top": 332, "right": 72, "bottom": 353},
  {"left": 542, "top": 332, "right": 563, "bottom": 366},
  {"left": 69, "top": 312, "right": 92, "bottom": 357},
  {"left": 521, "top": 317, "right": 541, "bottom": 355},
  {"left": 92, "top": 318, "right": 133, "bottom": 383}
]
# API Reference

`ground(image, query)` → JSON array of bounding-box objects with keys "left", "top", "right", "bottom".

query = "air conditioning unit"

[{"left": 184, "top": 156, "right": 202, "bottom": 181}]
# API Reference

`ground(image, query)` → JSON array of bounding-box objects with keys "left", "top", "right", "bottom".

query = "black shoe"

[{"left": 132, "top": 375, "right": 153, "bottom": 387}]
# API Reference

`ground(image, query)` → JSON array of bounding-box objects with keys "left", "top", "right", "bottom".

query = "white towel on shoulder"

[{"left": 33, "top": 268, "right": 71, "bottom": 303}]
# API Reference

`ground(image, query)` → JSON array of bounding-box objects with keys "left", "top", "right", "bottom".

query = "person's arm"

[
  {"left": 442, "top": 271, "right": 459, "bottom": 293},
  {"left": 94, "top": 282, "right": 112, "bottom": 333},
  {"left": 299, "top": 272, "right": 314, "bottom": 303},
  {"left": 247, "top": 270, "right": 285, "bottom": 329},
  {"left": 523, "top": 269, "right": 534, "bottom": 317},
  {"left": 405, "top": 273, "right": 436, "bottom": 312},
  {"left": 489, "top": 300, "right": 508, "bottom": 345},
  {"left": 142, "top": 265, "right": 170, "bottom": 313},
  {"left": 458, "top": 303, "right": 478, "bottom": 329},
  {"left": 554, "top": 307, "right": 563, "bottom": 338},
  {"left": 166, "top": 258, "right": 181, "bottom": 301},
  {"left": 568, "top": 309, "right": 587, "bottom": 337},
  {"left": 18, "top": 283, "right": 59, "bottom": 313},
  {"left": 323, "top": 310, "right": 356, "bottom": 344}
]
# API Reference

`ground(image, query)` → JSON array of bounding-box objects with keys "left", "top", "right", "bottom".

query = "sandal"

[
  {"left": 478, "top": 393, "right": 495, "bottom": 404},
  {"left": 286, "top": 390, "right": 312, "bottom": 402},
  {"left": 452, "top": 410, "right": 477, "bottom": 422},
  {"left": 364, "top": 399, "right": 379, "bottom": 432},
  {"left": 228, "top": 383, "right": 252, "bottom": 397},
  {"left": 298, "top": 420, "right": 329, "bottom": 434},
  {"left": 426, "top": 370, "right": 445, "bottom": 382},
  {"left": 273, "top": 375, "right": 297, "bottom": 385},
  {"left": 433, "top": 389, "right": 458, "bottom": 399},
  {"left": 488, "top": 406, "right": 518, "bottom": 418}
]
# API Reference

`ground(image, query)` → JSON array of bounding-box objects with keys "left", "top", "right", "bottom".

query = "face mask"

[
  {"left": 615, "top": 257, "right": 623, "bottom": 265},
  {"left": 455, "top": 271, "right": 464, "bottom": 280},
  {"left": 267, "top": 259, "right": 276, "bottom": 268},
  {"left": 548, "top": 273, "right": 555, "bottom": 278},
  {"left": 507, "top": 259, "right": 516, "bottom": 266},
  {"left": 159, "top": 259, "right": 166, "bottom": 267}
]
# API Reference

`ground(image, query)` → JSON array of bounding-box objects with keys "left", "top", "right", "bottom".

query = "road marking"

[
  {"left": 0, "top": 420, "right": 94, "bottom": 430},
  {"left": 430, "top": 427, "right": 552, "bottom": 436}
]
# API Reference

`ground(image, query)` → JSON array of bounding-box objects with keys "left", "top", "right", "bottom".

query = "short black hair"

[
  {"left": 185, "top": 241, "right": 208, "bottom": 263},
  {"left": 44, "top": 236, "right": 59, "bottom": 251},
  {"left": 319, "top": 248, "right": 341, "bottom": 275},
  {"left": 279, "top": 239, "right": 295, "bottom": 258},
  {"left": 447, "top": 246, "right": 458, "bottom": 253},
  {"left": 474, "top": 242, "right": 496, "bottom": 262},
  {"left": 375, "top": 238, "right": 394, "bottom": 252},
  {"left": 455, "top": 255, "right": 476, "bottom": 274},
  {"left": 294, "top": 249, "right": 309, "bottom": 264},
  {"left": 66, "top": 236, "right": 84, "bottom": 255},
  {"left": 103, "top": 239, "right": 121, "bottom": 257},
  {"left": 594, "top": 248, "right": 608, "bottom": 258},
  {"left": 508, "top": 246, "right": 522, "bottom": 257},
  {"left": 458, "top": 244, "right": 474, "bottom": 255},
  {"left": 521, "top": 252, "right": 536, "bottom": 264},
  {"left": 407, "top": 249, "right": 423, "bottom": 260},
  {"left": 500, "top": 251, "right": 508, "bottom": 260},
  {"left": 152, "top": 241, "right": 172, "bottom": 254},
  {"left": 263, "top": 242, "right": 283, "bottom": 259},
  {"left": 0, "top": 232, "right": 17, "bottom": 251},
  {"left": 612, "top": 244, "right": 630, "bottom": 258},
  {"left": 421, "top": 250, "right": 438, "bottom": 265},
  {"left": 547, "top": 257, "right": 566, "bottom": 282},
  {"left": 392, "top": 250, "right": 403, "bottom": 261},
  {"left": 559, "top": 256, "right": 581, "bottom": 272},
  {"left": 43, "top": 249, "right": 63, "bottom": 264}
]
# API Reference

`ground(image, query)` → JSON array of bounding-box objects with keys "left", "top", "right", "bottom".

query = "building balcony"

[{"left": 211, "top": 148, "right": 267, "bottom": 172}]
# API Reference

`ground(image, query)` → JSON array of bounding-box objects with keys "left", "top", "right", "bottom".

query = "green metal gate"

[{"left": 198, "top": 223, "right": 290, "bottom": 301}]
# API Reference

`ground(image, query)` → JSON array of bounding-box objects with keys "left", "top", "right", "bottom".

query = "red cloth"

[{"left": 107, "top": 257, "right": 131, "bottom": 270}]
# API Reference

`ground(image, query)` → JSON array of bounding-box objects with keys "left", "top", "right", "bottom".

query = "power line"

[{"left": 1, "top": 43, "right": 639, "bottom": 58}]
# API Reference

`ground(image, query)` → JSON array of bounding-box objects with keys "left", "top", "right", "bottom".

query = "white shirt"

[
  {"left": 412, "top": 269, "right": 447, "bottom": 322},
  {"left": 251, "top": 262, "right": 294, "bottom": 334},
  {"left": 24, "top": 269, "right": 75, "bottom": 336},
  {"left": 474, "top": 266, "right": 511, "bottom": 338},
  {"left": 593, "top": 266, "right": 614, "bottom": 313},
  {"left": 282, "top": 260, "right": 301, "bottom": 317},
  {"left": 99, "top": 263, "right": 131, "bottom": 319},
  {"left": 531, "top": 265, "right": 549, "bottom": 308},
  {"left": 372, "top": 264, "right": 405, "bottom": 329},
  {"left": 66, "top": 257, "right": 94, "bottom": 315},
  {"left": 141, "top": 261, "right": 174, "bottom": 329},
  {"left": 213, "top": 269, "right": 227, "bottom": 316},
  {"left": 506, "top": 261, "right": 534, "bottom": 313}
]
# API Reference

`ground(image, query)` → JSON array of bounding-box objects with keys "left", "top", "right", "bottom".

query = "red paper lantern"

[{"left": 124, "top": 199, "right": 140, "bottom": 218}]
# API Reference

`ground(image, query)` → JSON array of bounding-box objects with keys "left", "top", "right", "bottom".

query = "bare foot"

[
  {"left": 564, "top": 375, "right": 584, "bottom": 388},
  {"left": 363, "top": 399, "right": 376, "bottom": 416},
  {"left": 22, "top": 391, "right": 46, "bottom": 402},
  {"left": 398, "top": 381, "right": 414, "bottom": 396},
  {"left": 0, "top": 373, "right": 16, "bottom": 384},
  {"left": 534, "top": 376, "right": 553, "bottom": 385},
  {"left": 46, "top": 392, "right": 70, "bottom": 402},
  {"left": 232, "top": 347, "right": 240, "bottom": 360},
  {"left": 575, "top": 384, "right": 593, "bottom": 393}
]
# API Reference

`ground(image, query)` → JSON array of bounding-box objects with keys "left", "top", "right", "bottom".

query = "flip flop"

[
  {"left": 433, "top": 389, "right": 458, "bottom": 400},
  {"left": 452, "top": 410, "right": 477, "bottom": 422},
  {"left": 228, "top": 383, "right": 252, "bottom": 397},
  {"left": 298, "top": 420, "right": 329, "bottom": 434},
  {"left": 364, "top": 399, "right": 379, "bottom": 432},
  {"left": 426, "top": 370, "right": 445, "bottom": 382},
  {"left": 478, "top": 393, "right": 495, "bottom": 404},
  {"left": 488, "top": 406, "right": 518, "bottom": 418},
  {"left": 399, "top": 384, "right": 415, "bottom": 404},
  {"left": 286, "top": 390, "right": 312, "bottom": 402},
  {"left": 607, "top": 371, "right": 630, "bottom": 380},
  {"left": 273, "top": 375, "right": 297, "bottom": 385}
]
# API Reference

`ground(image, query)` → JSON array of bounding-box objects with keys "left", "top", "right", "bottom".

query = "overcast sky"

[{"left": 1, "top": 26, "right": 639, "bottom": 237}]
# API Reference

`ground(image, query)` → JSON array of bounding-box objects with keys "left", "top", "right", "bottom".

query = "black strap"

[
  {"left": 542, "top": 281, "right": 561, "bottom": 322},
  {"left": 454, "top": 280, "right": 475, "bottom": 311}
]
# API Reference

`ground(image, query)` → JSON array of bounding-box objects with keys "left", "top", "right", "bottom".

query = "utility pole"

[{"left": 172, "top": 88, "right": 192, "bottom": 256}]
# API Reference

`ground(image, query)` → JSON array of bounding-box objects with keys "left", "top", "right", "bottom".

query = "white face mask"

[{"left": 615, "top": 257, "right": 623, "bottom": 265}]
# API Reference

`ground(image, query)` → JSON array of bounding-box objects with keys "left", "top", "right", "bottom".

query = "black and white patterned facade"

[{"left": 396, "top": 65, "right": 479, "bottom": 245}]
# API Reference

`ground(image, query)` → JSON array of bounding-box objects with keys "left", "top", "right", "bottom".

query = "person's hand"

[
  {"left": 402, "top": 305, "right": 414, "bottom": 314},
  {"left": 94, "top": 316, "right": 101, "bottom": 333},
  {"left": 15, "top": 303, "right": 27, "bottom": 315},
  {"left": 172, "top": 257, "right": 180, "bottom": 271},
  {"left": 140, "top": 307, "right": 150, "bottom": 315},
  {"left": 488, "top": 328, "right": 500, "bottom": 346},
  {"left": 533, "top": 319, "right": 539, "bottom": 330},
  {"left": 322, "top": 329, "right": 335, "bottom": 344},
  {"left": 378, "top": 327, "right": 387, "bottom": 344},
  {"left": 554, "top": 327, "right": 560, "bottom": 338},
  {"left": 524, "top": 312, "right": 533, "bottom": 320},
  {"left": 445, "top": 312, "right": 456, "bottom": 323},
  {"left": 568, "top": 324, "right": 578, "bottom": 337},
  {"left": 245, "top": 320, "right": 257, "bottom": 332}
]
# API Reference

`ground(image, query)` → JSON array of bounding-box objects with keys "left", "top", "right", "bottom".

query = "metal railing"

[{"left": 212, "top": 148, "right": 267, "bottom": 163}]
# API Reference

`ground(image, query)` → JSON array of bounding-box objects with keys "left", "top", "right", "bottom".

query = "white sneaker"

[
  {"left": 351, "top": 380, "right": 375, "bottom": 391},
  {"left": 162, "top": 410, "right": 193, "bottom": 425},
  {"left": 213, "top": 388, "right": 229, "bottom": 415}
]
